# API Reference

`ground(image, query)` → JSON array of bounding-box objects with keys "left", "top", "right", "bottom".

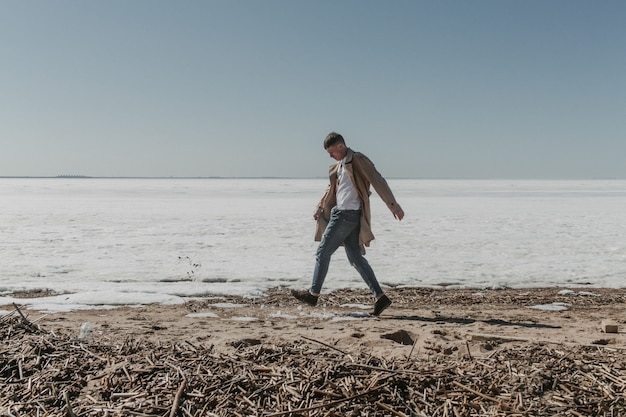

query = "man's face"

[{"left": 326, "top": 143, "right": 347, "bottom": 161}]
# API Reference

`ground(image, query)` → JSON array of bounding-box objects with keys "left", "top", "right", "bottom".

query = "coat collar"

[{"left": 344, "top": 147, "right": 354, "bottom": 164}]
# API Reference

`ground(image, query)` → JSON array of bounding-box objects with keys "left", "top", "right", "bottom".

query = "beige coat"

[{"left": 314, "top": 148, "right": 402, "bottom": 250}]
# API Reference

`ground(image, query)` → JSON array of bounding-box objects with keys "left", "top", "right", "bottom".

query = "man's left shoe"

[
  {"left": 371, "top": 294, "right": 392, "bottom": 316},
  {"left": 291, "top": 289, "right": 319, "bottom": 306}
]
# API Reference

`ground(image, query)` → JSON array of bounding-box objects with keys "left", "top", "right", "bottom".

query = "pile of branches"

[
  {"left": 2, "top": 305, "right": 626, "bottom": 416},
  {"left": 319, "top": 287, "right": 626, "bottom": 309}
]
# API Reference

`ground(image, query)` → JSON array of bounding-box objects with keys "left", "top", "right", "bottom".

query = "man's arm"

[
  {"left": 355, "top": 154, "right": 404, "bottom": 221},
  {"left": 314, "top": 184, "right": 331, "bottom": 220}
]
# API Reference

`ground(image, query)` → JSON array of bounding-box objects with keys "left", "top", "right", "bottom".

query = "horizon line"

[{"left": 1, "top": 175, "right": 625, "bottom": 181}]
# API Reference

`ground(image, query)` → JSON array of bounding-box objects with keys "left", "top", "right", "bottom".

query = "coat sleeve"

[
  {"left": 315, "top": 184, "right": 331, "bottom": 218},
  {"left": 313, "top": 184, "right": 331, "bottom": 241},
  {"left": 355, "top": 154, "right": 402, "bottom": 213}
]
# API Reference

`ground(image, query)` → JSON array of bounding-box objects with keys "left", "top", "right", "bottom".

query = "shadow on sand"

[{"left": 387, "top": 315, "right": 561, "bottom": 329}]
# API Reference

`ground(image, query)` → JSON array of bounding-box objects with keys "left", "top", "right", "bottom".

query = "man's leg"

[
  {"left": 310, "top": 209, "right": 359, "bottom": 295},
  {"left": 344, "top": 216, "right": 392, "bottom": 316},
  {"left": 343, "top": 219, "right": 384, "bottom": 298}
]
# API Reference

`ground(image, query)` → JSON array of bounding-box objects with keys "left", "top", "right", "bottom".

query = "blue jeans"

[{"left": 311, "top": 208, "right": 384, "bottom": 297}]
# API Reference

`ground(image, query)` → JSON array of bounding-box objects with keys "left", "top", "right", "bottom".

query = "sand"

[
  {"left": 10, "top": 287, "right": 626, "bottom": 359},
  {"left": 4, "top": 286, "right": 626, "bottom": 416}
]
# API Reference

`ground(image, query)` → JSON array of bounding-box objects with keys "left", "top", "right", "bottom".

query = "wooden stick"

[
  {"left": 407, "top": 335, "right": 419, "bottom": 362},
  {"left": 12, "top": 303, "right": 35, "bottom": 328},
  {"left": 79, "top": 344, "right": 108, "bottom": 361},
  {"left": 376, "top": 400, "right": 408, "bottom": 417},
  {"left": 170, "top": 380, "right": 186, "bottom": 417},
  {"left": 302, "top": 336, "right": 347, "bottom": 355},
  {"left": 64, "top": 391, "right": 78, "bottom": 417},
  {"left": 452, "top": 381, "right": 500, "bottom": 403}
]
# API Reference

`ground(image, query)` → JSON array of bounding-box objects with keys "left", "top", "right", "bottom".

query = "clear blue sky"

[{"left": 1, "top": 1, "right": 625, "bottom": 178}]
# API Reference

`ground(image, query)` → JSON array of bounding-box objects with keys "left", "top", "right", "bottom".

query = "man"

[{"left": 292, "top": 132, "right": 404, "bottom": 316}]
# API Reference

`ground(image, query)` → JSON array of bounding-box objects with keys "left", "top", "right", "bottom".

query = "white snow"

[{"left": 1, "top": 178, "right": 625, "bottom": 312}]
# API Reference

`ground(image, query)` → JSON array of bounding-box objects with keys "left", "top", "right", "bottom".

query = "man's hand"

[{"left": 392, "top": 207, "right": 405, "bottom": 221}]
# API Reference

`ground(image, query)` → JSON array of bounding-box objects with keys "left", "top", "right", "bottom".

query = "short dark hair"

[{"left": 324, "top": 132, "right": 345, "bottom": 149}]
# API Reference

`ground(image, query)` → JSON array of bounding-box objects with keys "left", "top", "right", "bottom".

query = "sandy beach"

[
  {"left": 18, "top": 287, "right": 626, "bottom": 356},
  {"left": 12, "top": 288, "right": 626, "bottom": 352},
  {"left": 3, "top": 287, "right": 626, "bottom": 416}
]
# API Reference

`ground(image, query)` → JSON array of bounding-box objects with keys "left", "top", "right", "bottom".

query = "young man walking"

[{"left": 292, "top": 132, "right": 404, "bottom": 316}]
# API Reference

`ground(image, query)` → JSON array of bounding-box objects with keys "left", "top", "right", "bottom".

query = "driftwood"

[{"left": 2, "top": 304, "right": 626, "bottom": 416}]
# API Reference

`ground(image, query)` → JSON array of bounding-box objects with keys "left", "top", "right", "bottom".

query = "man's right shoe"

[
  {"left": 291, "top": 289, "right": 318, "bottom": 306},
  {"left": 371, "top": 294, "right": 392, "bottom": 316}
]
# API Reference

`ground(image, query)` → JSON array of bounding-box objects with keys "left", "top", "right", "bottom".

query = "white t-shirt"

[{"left": 336, "top": 158, "right": 361, "bottom": 210}]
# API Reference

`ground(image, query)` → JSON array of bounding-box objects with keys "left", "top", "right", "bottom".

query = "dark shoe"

[
  {"left": 371, "top": 294, "right": 392, "bottom": 316},
  {"left": 291, "top": 289, "right": 318, "bottom": 306}
]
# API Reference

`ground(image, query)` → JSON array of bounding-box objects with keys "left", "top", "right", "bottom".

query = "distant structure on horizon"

[{"left": 56, "top": 175, "right": 91, "bottom": 178}]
